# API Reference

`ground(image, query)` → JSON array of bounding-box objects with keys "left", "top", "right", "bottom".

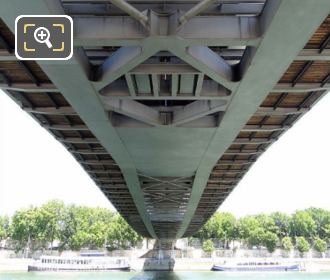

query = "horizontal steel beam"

[
  {"left": 224, "top": 149, "right": 263, "bottom": 155},
  {"left": 87, "top": 49, "right": 244, "bottom": 62},
  {"left": 69, "top": 149, "right": 109, "bottom": 155},
  {"left": 88, "top": 170, "right": 121, "bottom": 174},
  {"left": 101, "top": 183, "right": 128, "bottom": 188},
  {"left": 297, "top": 49, "right": 330, "bottom": 60},
  {"left": 233, "top": 137, "right": 275, "bottom": 144},
  {"left": 24, "top": 106, "right": 76, "bottom": 115},
  {"left": 0, "top": 83, "right": 57, "bottom": 92},
  {"left": 207, "top": 179, "right": 239, "bottom": 183},
  {"left": 43, "top": 124, "right": 89, "bottom": 131},
  {"left": 79, "top": 159, "right": 117, "bottom": 165},
  {"left": 63, "top": 0, "right": 265, "bottom": 3},
  {"left": 130, "top": 63, "right": 199, "bottom": 74},
  {"left": 103, "top": 94, "right": 230, "bottom": 100},
  {"left": 242, "top": 124, "right": 290, "bottom": 132},
  {"left": 273, "top": 82, "right": 330, "bottom": 92},
  {"left": 176, "top": 15, "right": 260, "bottom": 46},
  {"left": 63, "top": 2, "right": 264, "bottom": 16},
  {"left": 212, "top": 170, "right": 246, "bottom": 175},
  {"left": 73, "top": 15, "right": 260, "bottom": 46},
  {"left": 255, "top": 107, "right": 309, "bottom": 116},
  {"left": 215, "top": 160, "right": 255, "bottom": 166},
  {"left": 100, "top": 77, "right": 230, "bottom": 99},
  {"left": 74, "top": 17, "right": 146, "bottom": 46},
  {"left": 59, "top": 137, "right": 99, "bottom": 144}
]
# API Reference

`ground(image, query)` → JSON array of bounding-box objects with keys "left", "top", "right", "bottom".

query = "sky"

[{"left": 0, "top": 90, "right": 330, "bottom": 217}]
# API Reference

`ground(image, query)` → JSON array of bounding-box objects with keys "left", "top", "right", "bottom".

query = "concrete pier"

[{"left": 143, "top": 239, "right": 176, "bottom": 271}]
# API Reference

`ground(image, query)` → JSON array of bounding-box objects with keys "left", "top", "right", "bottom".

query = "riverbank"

[
  {"left": 2, "top": 271, "right": 330, "bottom": 280},
  {"left": 0, "top": 258, "right": 33, "bottom": 272},
  {"left": 171, "top": 258, "right": 330, "bottom": 272},
  {"left": 2, "top": 257, "right": 330, "bottom": 273}
]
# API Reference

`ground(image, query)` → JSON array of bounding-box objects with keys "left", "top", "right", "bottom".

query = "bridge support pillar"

[{"left": 143, "top": 239, "right": 176, "bottom": 271}]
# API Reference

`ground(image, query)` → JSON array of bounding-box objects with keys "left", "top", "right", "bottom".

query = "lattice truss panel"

[{"left": 139, "top": 174, "right": 193, "bottom": 238}]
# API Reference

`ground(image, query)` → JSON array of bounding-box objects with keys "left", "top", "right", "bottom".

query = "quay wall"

[{"left": 2, "top": 248, "right": 330, "bottom": 272}]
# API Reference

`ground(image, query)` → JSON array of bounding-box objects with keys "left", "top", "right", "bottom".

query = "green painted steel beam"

[
  {"left": 175, "top": 0, "right": 330, "bottom": 238},
  {"left": 0, "top": 0, "right": 157, "bottom": 239}
]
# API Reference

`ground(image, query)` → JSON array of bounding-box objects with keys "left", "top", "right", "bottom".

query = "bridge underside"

[{"left": 1, "top": 1, "right": 329, "bottom": 241}]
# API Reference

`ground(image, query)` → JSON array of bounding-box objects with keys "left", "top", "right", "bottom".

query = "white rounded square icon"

[{"left": 15, "top": 15, "right": 73, "bottom": 60}]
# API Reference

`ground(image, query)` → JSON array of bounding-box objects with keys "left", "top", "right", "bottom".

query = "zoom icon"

[{"left": 15, "top": 15, "right": 73, "bottom": 60}]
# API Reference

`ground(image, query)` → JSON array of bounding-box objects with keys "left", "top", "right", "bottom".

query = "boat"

[
  {"left": 211, "top": 260, "right": 301, "bottom": 272},
  {"left": 28, "top": 252, "right": 130, "bottom": 272}
]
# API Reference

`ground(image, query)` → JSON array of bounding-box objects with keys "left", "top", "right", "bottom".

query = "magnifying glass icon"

[{"left": 34, "top": 27, "right": 53, "bottom": 49}]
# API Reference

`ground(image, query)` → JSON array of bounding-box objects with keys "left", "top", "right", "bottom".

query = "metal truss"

[
  {"left": 1, "top": 0, "right": 329, "bottom": 241},
  {"left": 139, "top": 173, "right": 192, "bottom": 237}
]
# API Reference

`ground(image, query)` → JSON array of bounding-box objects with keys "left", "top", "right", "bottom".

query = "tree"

[
  {"left": 314, "top": 238, "right": 327, "bottom": 253},
  {"left": 7, "top": 202, "right": 142, "bottom": 252},
  {"left": 247, "top": 228, "right": 265, "bottom": 248},
  {"left": 306, "top": 208, "right": 330, "bottom": 240},
  {"left": 107, "top": 215, "right": 143, "bottom": 250},
  {"left": 282, "top": 236, "right": 293, "bottom": 251},
  {"left": 290, "top": 211, "right": 316, "bottom": 240},
  {"left": 39, "top": 200, "right": 65, "bottom": 251},
  {"left": 324, "top": 224, "right": 330, "bottom": 243},
  {"left": 216, "top": 213, "right": 236, "bottom": 248},
  {"left": 88, "top": 208, "right": 114, "bottom": 249},
  {"left": 237, "top": 216, "right": 260, "bottom": 241},
  {"left": 59, "top": 206, "right": 113, "bottom": 251},
  {"left": 296, "top": 237, "right": 310, "bottom": 255},
  {"left": 263, "top": 231, "right": 278, "bottom": 253},
  {"left": 193, "top": 216, "right": 217, "bottom": 240},
  {"left": 202, "top": 239, "right": 214, "bottom": 257},
  {"left": 255, "top": 214, "right": 277, "bottom": 233},
  {"left": 0, "top": 216, "right": 9, "bottom": 242},
  {"left": 10, "top": 207, "right": 46, "bottom": 254},
  {"left": 270, "top": 212, "right": 291, "bottom": 239},
  {"left": 196, "top": 212, "right": 237, "bottom": 248},
  {"left": 57, "top": 205, "right": 79, "bottom": 251}
]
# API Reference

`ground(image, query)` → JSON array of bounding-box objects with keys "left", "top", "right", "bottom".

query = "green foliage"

[
  {"left": 106, "top": 215, "right": 143, "bottom": 250},
  {"left": 193, "top": 212, "right": 236, "bottom": 246},
  {"left": 202, "top": 239, "right": 214, "bottom": 254},
  {"left": 314, "top": 238, "right": 327, "bottom": 253},
  {"left": 215, "top": 213, "right": 237, "bottom": 242},
  {"left": 193, "top": 217, "right": 214, "bottom": 240},
  {"left": 255, "top": 214, "right": 277, "bottom": 234},
  {"left": 10, "top": 207, "right": 47, "bottom": 252},
  {"left": 263, "top": 231, "right": 278, "bottom": 253},
  {"left": 39, "top": 200, "right": 65, "bottom": 249},
  {"left": 290, "top": 211, "right": 316, "bottom": 240},
  {"left": 0, "top": 216, "right": 9, "bottom": 241},
  {"left": 270, "top": 212, "right": 291, "bottom": 239},
  {"left": 195, "top": 208, "right": 330, "bottom": 252},
  {"left": 5, "top": 202, "right": 330, "bottom": 255},
  {"left": 306, "top": 208, "right": 330, "bottom": 240},
  {"left": 247, "top": 228, "right": 265, "bottom": 248},
  {"left": 63, "top": 206, "right": 114, "bottom": 250},
  {"left": 7, "top": 201, "right": 142, "bottom": 253},
  {"left": 237, "top": 216, "right": 260, "bottom": 241},
  {"left": 296, "top": 236, "right": 310, "bottom": 254},
  {"left": 282, "top": 236, "right": 293, "bottom": 251},
  {"left": 324, "top": 224, "right": 330, "bottom": 243}
]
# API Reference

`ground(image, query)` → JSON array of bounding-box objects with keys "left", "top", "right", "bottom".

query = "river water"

[{"left": 1, "top": 272, "right": 330, "bottom": 280}]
